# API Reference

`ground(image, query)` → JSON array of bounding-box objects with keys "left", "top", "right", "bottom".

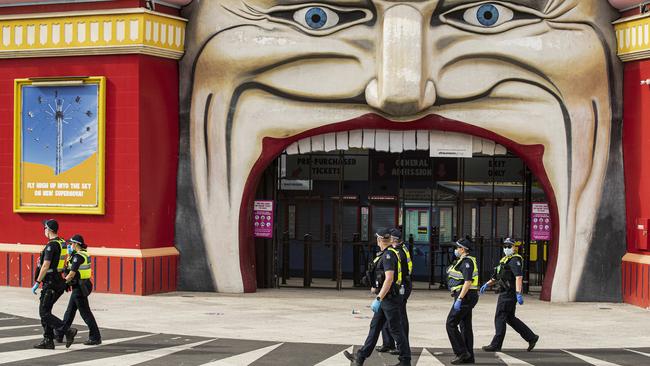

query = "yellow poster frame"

[{"left": 13, "top": 76, "right": 106, "bottom": 215}]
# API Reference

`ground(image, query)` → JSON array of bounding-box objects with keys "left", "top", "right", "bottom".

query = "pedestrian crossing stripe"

[
  {"left": 496, "top": 351, "right": 534, "bottom": 365},
  {"left": 562, "top": 350, "right": 622, "bottom": 366},
  {"left": 416, "top": 348, "right": 445, "bottom": 366},
  {"left": 197, "top": 342, "right": 283, "bottom": 365},
  {"left": 59, "top": 339, "right": 215, "bottom": 366},
  {"left": 0, "top": 334, "right": 153, "bottom": 365}
]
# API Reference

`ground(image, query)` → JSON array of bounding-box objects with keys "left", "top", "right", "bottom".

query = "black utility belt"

[{"left": 451, "top": 289, "right": 478, "bottom": 297}]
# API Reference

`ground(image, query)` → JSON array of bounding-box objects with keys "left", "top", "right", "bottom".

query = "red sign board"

[
  {"left": 531, "top": 203, "right": 551, "bottom": 241},
  {"left": 253, "top": 200, "right": 274, "bottom": 238}
]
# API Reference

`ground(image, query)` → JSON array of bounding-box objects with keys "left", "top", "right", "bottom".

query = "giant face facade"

[{"left": 177, "top": 0, "right": 625, "bottom": 302}]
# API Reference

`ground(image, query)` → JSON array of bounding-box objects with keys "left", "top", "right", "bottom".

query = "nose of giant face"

[{"left": 365, "top": 4, "right": 436, "bottom": 116}]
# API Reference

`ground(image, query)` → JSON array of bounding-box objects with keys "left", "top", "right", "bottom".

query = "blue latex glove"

[
  {"left": 371, "top": 298, "right": 381, "bottom": 313},
  {"left": 516, "top": 293, "right": 524, "bottom": 305},
  {"left": 31, "top": 282, "right": 39, "bottom": 295},
  {"left": 480, "top": 282, "right": 489, "bottom": 294},
  {"left": 453, "top": 299, "right": 462, "bottom": 312}
]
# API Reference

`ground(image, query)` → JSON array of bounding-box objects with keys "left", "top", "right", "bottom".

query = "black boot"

[
  {"left": 376, "top": 345, "right": 395, "bottom": 353},
  {"left": 343, "top": 350, "right": 363, "bottom": 366},
  {"left": 84, "top": 339, "right": 102, "bottom": 346},
  {"left": 451, "top": 352, "right": 473, "bottom": 364},
  {"left": 482, "top": 344, "right": 501, "bottom": 352},
  {"left": 65, "top": 328, "right": 78, "bottom": 348},
  {"left": 33, "top": 337, "right": 55, "bottom": 350},
  {"left": 527, "top": 335, "right": 539, "bottom": 352}
]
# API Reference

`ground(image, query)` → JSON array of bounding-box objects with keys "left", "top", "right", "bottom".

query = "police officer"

[
  {"left": 31, "top": 219, "right": 76, "bottom": 349},
  {"left": 480, "top": 238, "right": 539, "bottom": 352},
  {"left": 56, "top": 235, "right": 102, "bottom": 346},
  {"left": 446, "top": 238, "right": 479, "bottom": 365},
  {"left": 344, "top": 228, "right": 411, "bottom": 366},
  {"left": 377, "top": 228, "right": 412, "bottom": 355}
]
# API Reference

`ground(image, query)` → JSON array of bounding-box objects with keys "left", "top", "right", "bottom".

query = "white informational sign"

[
  {"left": 280, "top": 179, "right": 312, "bottom": 191},
  {"left": 430, "top": 132, "right": 473, "bottom": 158}
]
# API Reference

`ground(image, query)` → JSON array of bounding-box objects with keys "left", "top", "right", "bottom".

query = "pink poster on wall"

[
  {"left": 253, "top": 200, "right": 274, "bottom": 238},
  {"left": 531, "top": 202, "right": 551, "bottom": 241}
]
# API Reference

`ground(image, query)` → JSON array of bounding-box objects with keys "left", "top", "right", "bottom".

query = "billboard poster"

[
  {"left": 13, "top": 77, "right": 106, "bottom": 214},
  {"left": 531, "top": 202, "right": 552, "bottom": 240},
  {"left": 253, "top": 200, "right": 274, "bottom": 238}
]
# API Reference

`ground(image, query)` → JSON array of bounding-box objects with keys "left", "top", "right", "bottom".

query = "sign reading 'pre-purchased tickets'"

[
  {"left": 14, "top": 77, "right": 106, "bottom": 214},
  {"left": 253, "top": 200, "right": 274, "bottom": 238}
]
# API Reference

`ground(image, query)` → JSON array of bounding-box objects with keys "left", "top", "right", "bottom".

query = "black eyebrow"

[{"left": 437, "top": 0, "right": 550, "bottom": 14}]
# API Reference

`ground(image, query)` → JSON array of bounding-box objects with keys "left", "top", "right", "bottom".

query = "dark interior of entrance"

[{"left": 254, "top": 148, "right": 548, "bottom": 293}]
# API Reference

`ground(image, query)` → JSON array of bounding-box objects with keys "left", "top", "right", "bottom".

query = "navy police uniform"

[
  {"left": 355, "top": 246, "right": 411, "bottom": 365},
  {"left": 36, "top": 235, "right": 66, "bottom": 343},
  {"left": 57, "top": 235, "right": 101, "bottom": 345},
  {"left": 380, "top": 233, "right": 412, "bottom": 352},
  {"left": 486, "top": 250, "right": 537, "bottom": 350},
  {"left": 446, "top": 239, "right": 479, "bottom": 364}
]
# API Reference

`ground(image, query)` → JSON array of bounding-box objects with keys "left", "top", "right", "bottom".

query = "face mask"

[
  {"left": 503, "top": 247, "right": 514, "bottom": 256},
  {"left": 67, "top": 244, "right": 75, "bottom": 254},
  {"left": 454, "top": 248, "right": 461, "bottom": 258}
]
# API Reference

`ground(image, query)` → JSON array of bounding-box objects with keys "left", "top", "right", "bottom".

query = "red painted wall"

[
  {"left": 0, "top": 54, "right": 178, "bottom": 250},
  {"left": 0, "top": 1, "right": 180, "bottom": 16},
  {"left": 623, "top": 60, "right": 650, "bottom": 254},
  {"left": 138, "top": 56, "right": 179, "bottom": 249}
]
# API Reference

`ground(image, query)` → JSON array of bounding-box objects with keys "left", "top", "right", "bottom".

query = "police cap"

[
  {"left": 43, "top": 219, "right": 58, "bottom": 233},
  {"left": 69, "top": 234, "right": 87, "bottom": 249},
  {"left": 455, "top": 238, "right": 473, "bottom": 251},
  {"left": 375, "top": 228, "right": 391, "bottom": 239},
  {"left": 389, "top": 228, "right": 402, "bottom": 240}
]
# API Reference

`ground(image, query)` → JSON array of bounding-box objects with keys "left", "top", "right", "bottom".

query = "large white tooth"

[
  {"left": 482, "top": 139, "right": 495, "bottom": 156},
  {"left": 416, "top": 130, "right": 429, "bottom": 150},
  {"left": 494, "top": 144, "right": 507, "bottom": 155},
  {"left": 362, "top": 129, "right": 375, "bottom": 149},
  {"left": 311, "top": 135, "right": 325, "bottom": 152},
  {"left": 298, "top": 138, "right": 311, "bottom": 154},
  {"left": 336, "top": 131, "right": 349, "bottom": 150},
  {"left": 403, "top": 131, "right": 416, "bottom": 151},
  {"left": 390, "top": 131, "right": 404, "bottom": 153},
  {"left": 375, "top": 130, "right": 390, "bottom": 152},
  {"left": 285, "top": 142, "right": 299, "bottom": 155},
  {"left": 324, "top": 132, "right": 337, "bottom": 151},
  {"left": 349, "top": 130, "right": 363, "bottom": 148},
  {"left": 472, "top": 137, "right": 483, "bottom": 154},
  {"left": 429, "top": 131, "right": 473, "bottom": 158},
  {"left": 428, "top": 130, "right": 442, "bottom": 157}
]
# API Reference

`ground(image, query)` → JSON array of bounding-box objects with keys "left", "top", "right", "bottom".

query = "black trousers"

[
  {"left": 358, "top": 297, "right": 411, "bottom": 363},
  {"left": 381, "top": 283, "right": 411, "bottom": 348},
  {"left": 58, "top": 285, "right": 101, "bottom": 341},
  {"left": 446, "top": 290, "right": 478, "bottom": 358},
  {"left": 39, "top": 282, "right": 65, "bottom": 339},
  {"left": 489, "top": 295, "right": 536, "bottom": 348}
]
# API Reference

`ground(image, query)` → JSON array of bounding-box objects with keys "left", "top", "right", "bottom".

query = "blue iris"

[
  {"left": 476, "top": 4, "right": 499, "bottom": 27},
  {"left": 305, "top": 7, "right": 327, "bottom": 29}
]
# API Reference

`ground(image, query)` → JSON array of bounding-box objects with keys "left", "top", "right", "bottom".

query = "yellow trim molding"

[
  {"left": 0, "top": 8, "right": 186, "bottom": 60},
  {"left": 0, "top": 243, "right": 179, "bottom": 258},
  {"left": 622, "top": 252, "right": 650, "bottom": 265}
]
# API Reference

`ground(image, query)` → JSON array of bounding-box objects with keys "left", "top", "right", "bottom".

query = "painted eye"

[
  {"left": 293, "top": 7, "right": 340, "bottom": 30},
  {"left": 462, "top": 3, "right": 514, "bottom": 28}
]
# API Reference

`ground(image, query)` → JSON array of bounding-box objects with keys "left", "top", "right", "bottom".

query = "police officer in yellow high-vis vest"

[
  {"left": 377, "top": 228, "right": 413, "bottom": 355},
  {"left": 56, "top": 234, "right": 102, "bottom": 346},
  {"left": 344, "top": 228, "right": 411, "bottom": 366},
  {"left": 479, "top": 238, "right": 538, "bottom": 352},
  {"left": 32, "top": 219, "right": 75, "bottom": 349},
  {"left": 446, "top": 238, "right": 479, "bottom": 365}
]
